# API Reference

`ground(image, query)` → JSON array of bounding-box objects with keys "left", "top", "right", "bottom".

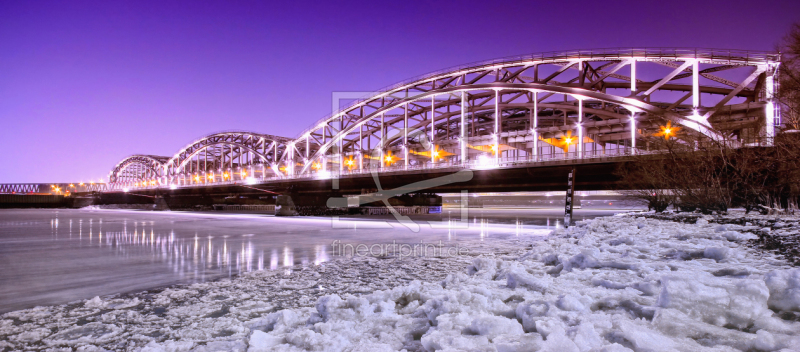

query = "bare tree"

[
  {"left": 618, "top": 24, "right": 800, "bottom": 214},
  {"left": 778, "top": 23, "right": 800, "bottom": 131},
  {"left": 617, "top": 156, "right": 675, "bottom": 212},
  {"left": 617, "top": 134, "right": 733, "bottom": 214}
]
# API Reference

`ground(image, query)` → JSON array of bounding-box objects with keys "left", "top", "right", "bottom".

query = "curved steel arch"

[
  {"left": 296, "top": 84, "right": 715, "bottom": 174},
  {"left": 284, "top": 48, "right": 778, "bottom": 175},
  {"left": 111, "top": 48, "right": 781, "bottom": 189},
  {"left": 172, "top": 143, "right": 268, "bottom": 173},
  {"left": 109, "top": 154, "right": 169, "bottom": 185},
  {"left": 294, "top": 48, "right": 776, "bottom": 138},
  {"left": 163, "top": 131, "right": 295, "bottom": 184}
]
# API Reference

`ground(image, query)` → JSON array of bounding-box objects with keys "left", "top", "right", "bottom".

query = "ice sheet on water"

[
  {"left": 238, "top": 215, "right": 799, "bottom": 351},
  {"left": 3, "top": 214, "right": 800, "bottom": 351}
]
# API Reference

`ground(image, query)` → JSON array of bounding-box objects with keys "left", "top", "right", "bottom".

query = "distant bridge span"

[{"left": 105, "top": 48, "right": 780, "bottom": 196}]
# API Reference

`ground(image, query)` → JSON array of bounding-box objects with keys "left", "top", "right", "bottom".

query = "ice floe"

[{"left": 2, "top": 214, "right": 800, "bottom": 351}]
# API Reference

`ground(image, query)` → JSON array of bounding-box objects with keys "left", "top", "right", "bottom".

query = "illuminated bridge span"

[{"left": 108, "top": 48, "right": 781, "bottom": 191}]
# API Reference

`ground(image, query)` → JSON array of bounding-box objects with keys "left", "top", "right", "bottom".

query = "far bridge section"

[
  {"left": 0, "top": 183, "right": 107, "bottom": 208},
  {"left": 95, "top": 48, "right": 781, "bottom": 213}
]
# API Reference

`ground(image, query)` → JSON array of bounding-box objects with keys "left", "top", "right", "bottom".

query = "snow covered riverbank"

[{"left": 2, "top": 214, "right": 800, "bottom": 351}]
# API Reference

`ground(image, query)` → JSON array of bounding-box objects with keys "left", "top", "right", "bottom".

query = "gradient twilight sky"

[{"left": 1, "top": 0, "right": 798, "bottom": 183}]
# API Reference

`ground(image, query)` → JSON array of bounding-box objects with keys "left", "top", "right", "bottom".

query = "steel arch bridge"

[{"left": 107, "top": 48, "right": 781, "bottom": 191}]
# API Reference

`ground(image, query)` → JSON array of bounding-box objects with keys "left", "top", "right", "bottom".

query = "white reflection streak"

[
  {"left": 246, "top": 242, "right": 254, "bottom": 272},
  {"left": 270, "top": 249, "right": 278, "bottom": 270},
  {"left": 315, "top": 245, "right": 329, "bottom": 265},
  {"left": 223, "top": 240, "right": 228, "bottom": 266},
  {"left": 283, "top": 246, "right": 292, "bottom": 267}
]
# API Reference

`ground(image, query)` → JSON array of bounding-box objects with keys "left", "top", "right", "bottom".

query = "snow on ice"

[{"left": 3, "top": 214, "right": 800, "bottom": 351}]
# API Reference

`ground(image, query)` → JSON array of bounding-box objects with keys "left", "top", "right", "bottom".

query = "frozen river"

[{"left": 0, "top": 207, "right": 629, "bottom": 313}]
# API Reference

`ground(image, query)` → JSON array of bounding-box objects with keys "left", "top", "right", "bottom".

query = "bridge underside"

[{"left": 93, "top": 159, "right": 629, "bottom": 210}]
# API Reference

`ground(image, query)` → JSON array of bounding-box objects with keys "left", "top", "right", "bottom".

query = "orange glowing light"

[
  {"left": 385, "top": 154, "right": 394, "bottom": 164},
  {"left": 194, "top": 176, "right": 200, "bottom": 182},
  {"left": 311, "top": 162, "right": 322, "bottom": 171},
  {"left": 344, "top": 157, "right": 356, "bottom": 170},
  {"left": 427, "top": 146, "right": 453, "bottom": 160},
  {"left": 559, "top": 131, "right": 577, "bottom": 148},
  {"left": 223, "top": 173, "right": 229, "bottom": 179},
  {"left": 655, "top": 121, "right": 680, "bottom": 140},
  {"left": 466, "top": 143, "right": 512, "bottom": 156},
  {"left": 538, "top": 131, "right": 580, "bottom": 153}
]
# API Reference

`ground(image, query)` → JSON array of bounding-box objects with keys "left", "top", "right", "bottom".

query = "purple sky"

[{"left": 1, "top": 0, "right": 798, "bottom": 183}]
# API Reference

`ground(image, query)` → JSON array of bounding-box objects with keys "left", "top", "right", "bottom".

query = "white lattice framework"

[{"left": 109, "top": 48, "right": 781, "bottom": 190}]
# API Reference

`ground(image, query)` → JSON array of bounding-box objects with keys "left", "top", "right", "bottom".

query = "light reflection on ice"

[
  {"left": 89, "top": 217, "right": 545, "bottom": 282},
  {"left": 0, "top": 207, "right": 621, "bottom": 312}
]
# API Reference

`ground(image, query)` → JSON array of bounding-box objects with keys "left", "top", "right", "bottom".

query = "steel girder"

[
  {"left": 282, "top": 48, "right": 779, "bottom": 176},
  {"left": 108, "top": 48, "right": 781, "bottom": 189},
  {"left": 108, "top": 155, "right": 169, "bottom": 184},
  {"left": 163, "top": 131, "right": 293, "bottom": 184}
]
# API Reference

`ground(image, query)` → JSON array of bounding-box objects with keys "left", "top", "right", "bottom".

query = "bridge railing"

[
  {"left": 119, "top": 148, "right": 644, "bottom": 191},
  {"left": 0, "top": 183, "right": 107, "bottom": 194},
  {"left": 114, "top": 136, "right": 779, "bottom": 192}
]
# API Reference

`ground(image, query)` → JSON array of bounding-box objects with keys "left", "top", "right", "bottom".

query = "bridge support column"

[
  {"left": 288, "top": 143, "right": 294, "bottom": 176},
  {"left": 461, "top": 91, "right": 466, "bottom": 166},
  {"left": 630, "top": 114, "right": 637, "bottom": 154},
  {"left": 273, "top": 142, "right": 278, "bottom": 174},
  {"left": 765, "top": 62, "right": 778, "bottom": 146},
  {"left": 339, "top": 116, "right": 344, "bottom": 177},
  {"left": 494, "top": 89, "right": 500, "bottom": 164},
  {"left": 381, "top": 112, "right": 386, "bottom": 168},
  {"left": 359, "top": 124, "right": 363, "bottom": 172},
  {"left": 532, "top": 91, "right": 538, "bottom": 161},
  {"left": 692, "top": 60, "right": 700, "bottom": 109},
  {"left": 577, "top": 97, "right": 583, "bottom": 157},
  {"left": 431, "top": 96, "right": 436, "bottom": 165},
  {"left": 404, "top": 104, "right": 409, "bottom": 170}
]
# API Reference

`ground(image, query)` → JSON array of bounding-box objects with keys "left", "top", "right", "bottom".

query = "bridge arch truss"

[
  {"left": 281, "top": 48, "right": 780, "bottom": 177},
  {"left": 109, "top": 48, "right": 781, "bottom": 190},
  {"left": 108, "top": 155, "right": 169, "bottom": 187}
]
